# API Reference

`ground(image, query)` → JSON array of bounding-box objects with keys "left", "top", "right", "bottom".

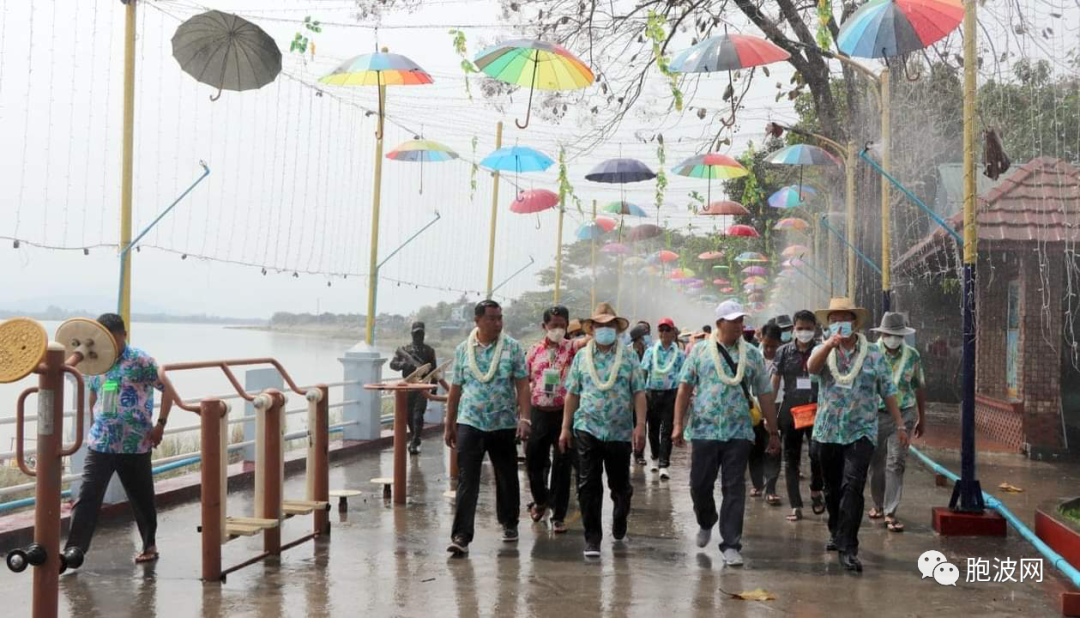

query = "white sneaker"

[
  {"left": 650, "top": 458, "right": 659, "bottom": 471},
  {"left": 659, "top": 467, "right": 670, "bottom": 480},
  {"left": 722, "top": 548, "right": 744, "bottom": 566},
  {"left": 696, "top": 527, "right": 712, "bottom": 548}
]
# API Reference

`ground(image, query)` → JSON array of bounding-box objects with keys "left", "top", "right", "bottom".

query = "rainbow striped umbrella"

[
  {"left": 768, "top": 144, "right": 840, "bottom": 167},
  {"left": 320, "top": 51, "right": 432, "bottom": 138},
  {"left": 575, "top": 221, "right": 609, "bottom": 240},
  {"left": 386, "top": 139, "right": 458, "bottom": 194},
  {"left": 735, "top": 251, "right": 769, "bottom": 263},
  {"left": 698, "top": 251, "right": 725, "bottom": 260},
  {"left": 768, "top": 185, "right": 817, "bottom": 209},
  {"left": 474, "top": 39, "right": 594, "bottom": 129},
  {"left": 673, "top": 153, "right": 747, "bottom": 204},
  {"left": 774, "top": 217, "right": 811, "bottom": 232},
  {"left": 741, "top": 266, "right": 768, "bottom": 276},
  {"left": 602, "top": 201, "right": 649, "bottom": 218},
  {"left": 837, "top": 0, "right": 963, "bottom": 59},
  {"left": 782, "top": 245, "right": 810, "bottom": 259}
]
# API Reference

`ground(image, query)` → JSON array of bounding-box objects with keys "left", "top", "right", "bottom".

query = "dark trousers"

[
  {"left": 525, "top": 407, "right": 575, "bottom": 522},
  {"left": 451, "top": 424, "right": 520, "bottom": 544},
  {"left": 748, "top": 423, "right": 781, "bottom": 495},
  {"left": 65, "top": 450, "right": 157, "bottom": 554},
  {"left": 406, "top": 391, "right": 428, "bottom": 447},
  {"left": 575, "top": 430, "right": 633, "bottom": 546},
  {"left": 782, "top": 425, "right": 823, "bottom": 508},
  {"left": 645, "top": 390, "right": 677, "bottom": 466},
  {"left": 690, "top": 439, "right": 753, "bottom": 552},
  {"left": 817, "top": 438, "right": 875, "bottom": 555}
]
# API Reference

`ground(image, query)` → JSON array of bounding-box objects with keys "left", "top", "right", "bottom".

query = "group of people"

[{"left": 441, "top": 295, "right": 927, "bottom": 572}]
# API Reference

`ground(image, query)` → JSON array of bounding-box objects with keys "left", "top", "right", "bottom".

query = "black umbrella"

[{"left": 172, "top": 10, "right": 281, "bottom": 101}]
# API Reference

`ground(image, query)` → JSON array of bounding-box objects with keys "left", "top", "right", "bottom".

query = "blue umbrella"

[
  {"left": 480, "top": 146, "right": 554, "bottom": 172},
  {"left": 585, "top": 158, "right": 656, "bottom": 183},
  {"left": 602, "top": 201, "right": 649, "bottom": 218},
  {"left": 837, "top": 0, "right": 963, "bottom": 59},
  {"left": 575, "top": 221, "right": 608, "bottom": 240}
]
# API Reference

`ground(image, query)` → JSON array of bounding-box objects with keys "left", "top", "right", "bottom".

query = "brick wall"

[
  {"left": 1019, "top": 251, "right": 1065, "bottom": 449},
  {"left": 974, "top": 394, "right": 1025, "bottom": 451},
  {"left": 975, "top": 251, "right": 1017, "bottom": 400}
]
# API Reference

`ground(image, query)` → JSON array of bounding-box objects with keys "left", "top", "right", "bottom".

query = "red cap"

[{"left": 658, "top": 317, "right": 675, "bottom": 329}]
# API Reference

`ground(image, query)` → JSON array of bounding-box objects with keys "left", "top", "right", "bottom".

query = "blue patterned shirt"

[
  {"left": 86, "top": 346, "right": 162, "bottom": 454},
  {"left": 679, "top": 339, "right": 772, "bottom": 442},
  {"left": 640, "top": 342, "right": 686, "bottom": 391},
  {"left": 876, "top": 343, "right": 924, "bottom": 411},
  {"left": 565, "top": 343, "right": 646, "bottom": 442},
  {"left": 811, "top": 338, "right": 898, "bottom": 446},
  {"left": 451, "top": 335, "right": 528, "bottom": 432}
]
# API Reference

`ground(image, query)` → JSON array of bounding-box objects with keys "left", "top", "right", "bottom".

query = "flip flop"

[
  {"left": 529, "top": 503, "right": 547, "bottom": 522},
  {"left": 786, "top": 509, "right": 803, "bottom": 522},
  {"left": 134, "top": 550, "right": 159, "bottom": 564},
  {"left": 749, "top": 488, "right": 763, "bottom": 497},
  {"left": 765, "top": 495, "right": 782, "bottom": 506},
  {"left": 811, "top": 494, "right": 826, "bottom": 515},
  {"left": 886, "top": 518, "right": 905, "bottom": 533},
  {"left": 867, "top": 508, "right": 885, "bottom": 519}
]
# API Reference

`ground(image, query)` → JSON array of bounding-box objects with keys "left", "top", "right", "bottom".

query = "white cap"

[{"left": 714, "top": 299, "right": 747, "bottom": 322}]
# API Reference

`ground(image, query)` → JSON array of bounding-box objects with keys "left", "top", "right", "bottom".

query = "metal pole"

[
  {"left": 846, "top": 141, "right": 857, "bottom": 299},
  {"left": 820, "top": 215, "right": 882, "bottom": 275},
  {"left": 615, "top": 222, "right": 623, "bottom": 313},
  {"left": 491, "top": 256, "right": 535, "bottom": 295},
  {"left": 485, "top": 121, "right": 504, "bottom": 298},
  {"left": 119, "top": 0, "right": 137, "bottom": 333},
  {"left": 880, "top": 69, "right": 892, "bottom": 312},
  {"left": 554, "top": 197, "right": 565, "bottom": 303},
  {"left": 364, "top": 77, "right": 387, "bottom": 345},
  {"left": 952, "top": 0, "right": 984, "bottom": 513},
  {"left": 590, "top": 200, "right": 597, "bottom": 309}
]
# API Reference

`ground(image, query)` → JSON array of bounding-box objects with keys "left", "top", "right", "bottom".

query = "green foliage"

[
  {"left": 290, "top": 16, "right": 322, "bottom": 55},
  {"left": 470, "top": 136, "right": 479, "bottom": 201},
  {"left": 979, "top": 59, "right": 1080, "bottom": 163},
  {"left": 645, "top": 11, "right": 684, "bottom": 112},
  {"left": 655, "top": 139, "right": 668, "bottom": 214},
  {"left": 815, "top": 0, "right": 833, "bottom": 51},
  {"left": 449, "top": 29, "right": 480, "bottom": 99},
  {"left": 557, "top": 147, "right": 583, "bottom": 214}
]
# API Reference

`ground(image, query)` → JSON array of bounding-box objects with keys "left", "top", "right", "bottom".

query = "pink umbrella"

[
  {"left": 726, "top": 224, "right": 760, "bottom": 237},
  {"left": 721, "top": 286, "right": 735, "bottom": 293},
  {"left": 782, "top": 258, "right": 807, "bottom": 268},
  {"left": 510, "top": 189, "right": 558, "bottom": 214},
  {"left": 741, "top": 266, "right": 768, "bottom": 276},
  {"left": 658, "top": 250, "right": 679, "bottom": 262},
  {"left": 713, "top": 277, "right": 730, "bottom": 286},
  {"left": 782, "top": 244, "right": 810, "bottom": 258},
  {"left": 700, "top": 201, "right": 750, "bottom": 216},
  {"left": 602, "top": 242, "right": 630, "bottom": 255},
  {"left": 670, "top": 268, "right": 686, "bottom": 279},
  {"left": 698, "top": 251, "right": 725, "bottom": 260}
]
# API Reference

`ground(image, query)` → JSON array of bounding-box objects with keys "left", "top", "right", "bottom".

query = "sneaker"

[
  {"left": 447, "top": 536, "right": 469, "bottom": 556},
  {"left": 721, "top": 548, "right": 744, "bottom": 567},
  {"left": 551, "top": 520, "right": 567, "bottom": 534},
  {"left": 659, "top": 467, "right": 670, "bottom": 480},
  {"left": 650, "top": 458, "right": 659, "bottom": 471},
  {"left": 612, "top": 517, "right": 627, "bottom": 541},
  {"left": 583, "top": 543, "right": 601, "bottom": 558},
  {"left": 502, "top": 526, "right": 519, "bottom": 543},
  {"left": 825, "top": 538, "right": 838, "bottom": 552},
  {"left": 839, "top": 551, "right": 863, "bottom": 572},
  {"left": 696, "top": 527, "right": 712, "bottom": 548},
  {"left": 635, "top": 456, "right": 648, "bottom": 466}
]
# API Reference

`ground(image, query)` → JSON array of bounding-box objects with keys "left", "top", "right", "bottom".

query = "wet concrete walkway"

[{"left": 0, "top": 437, "right": 1069, "bottom": 617}]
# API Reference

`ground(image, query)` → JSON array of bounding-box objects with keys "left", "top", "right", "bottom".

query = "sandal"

[
  {"left": 765, "top": 494, "right": 782, "bottom": 506},
  {"left": 811, "top": 493, "right": 825, "bottom": 515},
  {"left": 134, "top": 549, "right": 159, "bottom": 564},
  {"left": 530, "top": 503, "right": 547, "bottom": 523},
  {"left": 786, "top": 509, "right": 803, "bottom": 522},
  {"left": 885, "top": 517, "right": 905, "bottom": 533},
  {"left": 867, "top": 508, "right": 885, "bottom": 520},
  {"left": 551, "top": 520, "right": 567, "bottom": 534},
  {"left": 749, "top": 488, "right": 763, "bottom": 497}
]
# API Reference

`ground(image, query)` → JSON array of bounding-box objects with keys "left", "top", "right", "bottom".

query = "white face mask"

[
  {"left": 882, "top": 335, "right": 904, "bottom": 350},
  {"left": 546, "top": 328, "right": 566, "bottom": 343},
  {"left": 795, "top": 330, "right": 815, "bottom": 344}
]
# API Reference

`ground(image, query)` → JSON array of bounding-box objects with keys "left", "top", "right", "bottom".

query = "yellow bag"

[{"left": 749, "top": 398, "right": 763, "bottom": 426}]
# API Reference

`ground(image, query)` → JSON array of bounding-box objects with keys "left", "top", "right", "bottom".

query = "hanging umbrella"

[
  {"left": 672, "top": 153, "right": 748, "bottom": 204},
  {"left": 480, "top": 146, "right": 554, "bottom": 172},
  {"left": 741, "top": 266, "right": 768, "bottom": 276},
  {"left": 744, "top": 275, "right": 768, "bottom": 285},
  {"left": 670, "top": 269, "right": 687, "bottom": 279},
  {"left": 700, "top": 200, "right": 750, "bottom": 216},
  {"left": 744, "top": 282, "right": 767, "bottom": 291},
  {"left": 575, "top": 221, "right": 609, "bottom": 240},
  {"left": 735, "top": 251, "right": 769, "bottom": 262},
  {"left": 774, "top": 217, "right": 811, "bottom": 232},
  {"left": 510, "top": 189, "right": 559, "bottom": 214},
  {"left": 594, "top": 217, "right": 618, "bottom": 232},
  {"left": 586, "top": 158, "right": 657, "bottom": 184},
  {"left": 698, "top": 251, "right": 725, "bottom": 260},
  {"left": 602, "top": 242, "right": 631, "bottom": 255},
  {"left": 721, "top": 286, "right": 735, "bottom": 293},
  {"left": 627, "top": 224, "right": 663, "bottom": 242},
  {"left": 602, "top": 201, "right": 650, "bottom": 218},
  {"left": 387, "top": 139, "right": 459, "bottom": 194},
  {"left": 837, "top": 0, "right": 964, "bottom": 59},
  {"left": 474, "top": 39, "right": 594, "bottom": 129},
  {"left": 768, "top": 185, "right": 817, "bottom": 209},
  {"left": 172, "top": 10, "right": 282, "bottom": 101},
  {"left": 680, "top": 268, "right": 698, "bottom": 278},
  {"left": 712, "top": 264, "right": 729, "bottom": 270},
  {"left": 658, "top": 250, "right": 680, "bottom": 263},
  {"left": 624, "top": 256, "right": 647, "bottom": 268},
  {"left": 726, "top": 224, "right": 760, "bottom": 238},
  {"left": 767, "top": 145, "right": 839, "bottom": 203},
  {"left": 321, "top": 51, "right": 433, "bottom": 138},
  {"left": 782, "top": 245, "right": 810, "bottom": 258},
  {"left": 713, "top": 278, "right": 731, "bottom": 286}
]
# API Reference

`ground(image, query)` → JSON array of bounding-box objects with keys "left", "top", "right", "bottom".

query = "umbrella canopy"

[
  {"left": 602, "top": 201, "right": 649, "bottom": 217},
  {"left": 680, "top": 268, "right": 698, "bottom": 277},
  {"left": 670, "top": 33, "right": 790, "bottom": 73},
  {"left": 712, "top": 264, "right": 729, "bottom": 270},
  {"left": 700, "top": 201, "right": 751, "bottom": 216},
  {"left": 698, "top": 251, "right": 725, "bottom": 260},
  {"left": 743, "top": 282, "right": 767, "bottom": 291},
  {"left": 510, "top": 189, "right": 559, "bottom": 214},
  {"left": 768, "top": 185, "right": 817, "bottom": 209},
  {"left": 726, "top": 224, "right": 760, "bottom": 238},
  {"left": 782, "top": 258, "right": 807, "bottom": 268},
  {"left": 594, "top": 216, "right": 618, "bottom": 232},
  {"left": 623, "top": 256, "right": 647, "bottom": 268},
  {"left": 172, "top": 10, "right": 282, "bottom": 100},
  {"left": 627, "top": 224, "right": 663, "bottom": 242},
  {"left": 837, "top": 0, "right": 963, "bottom": 59},
  {"left": 672, "top": 153, "right": 748, "bottom": 180},
  {"left": 767, "top": 144, "right": 840, "bottom": 167},
  {"left": 782, "top": 245, "right": 810, "bottom": 258},
  {"left": 320, "top": 50, "right": 432, "bottom": 138},
  {"left": 601, "top": 242, "right": 631, "bottom": 255},
  {"left": 741, "top": 266, "right": 768, "bottom": 276},
  {"left": 386, "top": 139, "right": 459, "bottom": 162},
  {"left": 586, "top": 159, "right": 657, "bottom": 184},
  {"left": 474, "top": 39, "right": 594, "bottom": 129},
  {"left": 774, "top": 217, "right": 811, "bottom": 232},
  {"left": 743, "top": 275, "right": 768, "bottom": 285},
  {"left": 480, "top": 146, "right": 554, "bottom": 172},
  {"left": 721, "top": 286, "right": 735, "bottom": 293},
  {"left": 575, "top": 221, "right": 609, "bottom": 240},
  {"left": 685, "top": 278, "right": 705, "bottom": 286},
  {"left": 713, "top": 278, "right": 731, "bottom": 286},
  {"left": 735, "top": 251, "right": 769, "bottom": 263},
  {"left": 670, "top": 269, "right": 687, "bottom": 279},
  {"left": 657, "top": 250, "right": 680, "bottom": 263}
]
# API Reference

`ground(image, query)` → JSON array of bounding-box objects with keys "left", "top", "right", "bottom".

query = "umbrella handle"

[
  {"left": 515, "top": 53, "right": 540, "bottom": 130},
  {"left": 210, "top": 86, "right": 223, "bottom": 102},
  {"left": 375, "top": 72, "right": 385, "bottom": 139}
]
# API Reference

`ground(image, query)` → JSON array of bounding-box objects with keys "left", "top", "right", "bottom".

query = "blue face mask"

[
  {"left": 642, "top": 335, "right": 652, "bottom": 347},
  {"left": 830, "top": 321, "right": 853, "bottom": 338},
  {"left": 781, "top": 331, "right": 793, "bottom": 343},
  {"left": 594, "top": 327, "right": 618, "bottom": 346}
]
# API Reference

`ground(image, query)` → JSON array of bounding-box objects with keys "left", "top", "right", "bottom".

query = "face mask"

[
  {"left": 795, "top": 330, "right": 815, "bottom": 344},
  {"left": 594, "top": 327, "right": 618, "bottom": 346},
  {"left": 642, "top": 335, "right": 652, "bottom": 347},
  {"left": 882, "top": 335, "right": 904, "bottom": 350},
  {"left": 781, "top": 331, "right": 793, "bottom": 343},
  {"left": 546, "top": 328, "right": 566, "bottom": 343},
  {"left": 830, "top": 321, "right": 853, "bottom": 338}
]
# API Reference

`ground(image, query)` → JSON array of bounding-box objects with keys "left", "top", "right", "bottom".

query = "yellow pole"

[
  {"left": 485, "top": 121, "right": 503, "bottom": 298},
  {"left": 962, "top": 16, "right": 976, "bottom": 265},
  {"left": 364, "top": 79, "right": 387, "bottom": 345},
  {"left": 553, "top": 196, "right": 565, "bottom": 303},
  {"left": 880, "top": 69, "right": 892, "bottom": 309},
  {"left": 615, "top": 222, "right": 623, "bottom": 313},
  {"left": 846, "top": 141, "right": 857, "bottom": 299},
  {"left": 119, "top": 0, "right": 137, "bottom": 332},
  {"left": 590, "top": 200, "right": 597, "bottom": 308}
]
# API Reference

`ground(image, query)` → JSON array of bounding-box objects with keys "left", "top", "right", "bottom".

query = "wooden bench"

[
  {"left": 225, "top": 517, "right": 278, "bottom": 537},
  {"left": 282, "top": 500, "right": 329, "bottom": 516}
]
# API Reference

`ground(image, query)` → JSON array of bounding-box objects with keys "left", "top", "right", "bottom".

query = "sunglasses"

[{"left": 658, "top": 326, "right": 674, "bottom": 333}]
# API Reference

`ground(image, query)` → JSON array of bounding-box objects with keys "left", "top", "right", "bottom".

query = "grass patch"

[{"left": 1060, "top": 505, "right": 1080, "bottom": 527}]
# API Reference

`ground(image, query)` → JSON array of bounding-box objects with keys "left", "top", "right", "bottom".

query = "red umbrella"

[
  {"left": 721, "top": 286, "right": 735, "bottom": 293},
  {"left": 700, "top": 201, "right": 750, "bottom": 216},
  {"left": 658, "top": 250, "right": 679, "bottom": 263},
  {"left": 698, "top": 251, "right": 725, "bottom": 260},
  {"left": 594, "top": 216, "right": 618, "bottom": 232},
  {"left": 726, "top": 224, "right": 760, "bottom": 238},
  {"left": 510, "top": 189, "right": 558, "bottom": 214},
  {"left": 713, "top": 277, "right": 730, "bottom": 286}
]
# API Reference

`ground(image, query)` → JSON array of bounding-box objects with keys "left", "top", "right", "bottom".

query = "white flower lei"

[
  {"left": 707, "top": 333, "right": 746, "bottom": 386},
  {"left": 582, "top": 340, "right": 624, "bottom": 391},
  {"left": 882, "top": 342, "right": 912, "bottom": 386},
  {"left": 466, "top": 328, "right": 506, "bottom": 383},
  {"left": 651, "top": 341, "right": 678, "bottom": 374},
  {"left": 827, "top": 333, "right": 870, "bottom": 386}
]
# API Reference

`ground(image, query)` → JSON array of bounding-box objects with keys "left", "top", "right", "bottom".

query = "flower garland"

[
  {"left": 827, "top": 333, "right": 869, "bottom": 387},
  {"left": 466, "top": 328, "right": 505, "bottom": 383},
  {"left": 651, "top": 342, "right": 678, "bottom": 375},
  {"left": 883, "top": 342, "right": 912, "bottom": 386},
  {"left": 582, "top": 340, "right": 624, "bottom": 391},
  {"left": 707, "top": 333, "right": 746, "bottom": 386}
]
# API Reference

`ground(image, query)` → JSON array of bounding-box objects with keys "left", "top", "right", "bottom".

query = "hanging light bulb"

[
  {"left": 83, "top": 248, "right": 89, "bottom": 256},
  {"left": 12, "top": 240, "right": 19, "bottom": 249},
  {"left": 181, "top": 254, "right": 187, "bottom": 260},
  {"left": 293, "top": 272, "right": 299, "bottom": 278},
  {"left": 261, "top": 268, "right": 267, "bottom": 276},
  {"left": 327, "top": 281, "right": 331, "bottom": 288}
]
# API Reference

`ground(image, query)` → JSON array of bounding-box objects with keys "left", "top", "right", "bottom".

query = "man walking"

[
  {"left": 559, "top": 303, "right": 646, "bottom": 558},
  {"left": 867, "top": 312, "right": 927, "bottom": 533},
  {"left": 64, "top": 313, "right": 169, "bottom": 565},
  {"left": 748, "top": 322, "right": 783, "bottom": 505},
  {"left": 640, "top": 317, "right": 685, "bottom": 478},
  {"left": 445, "top": 300, "right": 531, "bottom": 556},
  {"left": 673, "top": 300, "right": 779, "bottom": 567},
  {"left": 390, "top": 321, "right": 447, "bottom": 454},
  {"left": 807, "top": 298, "right": 906, "bottom": 573}
]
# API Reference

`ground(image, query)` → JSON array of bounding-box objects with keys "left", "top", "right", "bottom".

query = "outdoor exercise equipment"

[{"left": 2, "top": 317, "right": 118, "bottom": 618}]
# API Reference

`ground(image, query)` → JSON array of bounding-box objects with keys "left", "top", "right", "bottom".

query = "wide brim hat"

[
  {"left": 582, "top": 302, "right": 630, "bottom": 333},
  {"left": 567, "top": 318, "right": 584, "bottom": 336},
  {"left": 815, "top": 297, "right": 870, "bottom": 332},
  {"left": 871, "top": 311, "right": 916, "bottom": 336}
]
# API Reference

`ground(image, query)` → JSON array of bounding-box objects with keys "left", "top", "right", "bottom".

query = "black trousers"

[
  {"left": 782, "top": 424, "right": 823, "bottom": 509},
  {"left": 525, "top": 407, "right": 575, "bottom": 522},
  {"left": 748, "top": 423, "right": 781, "bottom": 495},
  {"left": 575, "top": 430, "right": 632, "bottom": 546},
  {"left": 817, "top": 438, "right": 875, "bottom": 555},
  {"left": 451, "top": 424, "right": 520, "bottom": 544},
  {"left": 645, "top": 390, "right": 677, "bottom": 466},
  {"left": 406, "top": 391, "right": 428, "bottom": 447},
  {"left": 65, "top": 450, "right": 158, "bottom": 554},
  {"left": 690, "top": 439, "right": 752, "bottom": 552}
]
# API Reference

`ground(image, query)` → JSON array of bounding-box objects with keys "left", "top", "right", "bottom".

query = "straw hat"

[
  {"left": 871, "top": 312, "right": 916, "bottom": 336},
  {"left": 815, "top": 297, "right": 870, "bottom": 331},
  {"left": 582, "top": 302, "right": 630, "bottom": 333}
]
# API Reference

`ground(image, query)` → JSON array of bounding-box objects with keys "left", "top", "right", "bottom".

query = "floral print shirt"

[
  {"left": 525, "top": 339, "right": 578, "bottom": 409},
  {"left": 86, "top": 346, "right": 162, "bottom": 454},
  {"left": 640, "top": 342, "right": 686, "bottom": 391},
  {"left": 678, "top": 340, "right": 772, "bottom": 442},
  {"left": 565, "top": 344, "right": 646, "bottom": 442},
  {"left": 876, "top": 343, "right": 924, "bottom": 411},
  {"left": 451, "top": 335, "right": 528, "bottom": 432},
  {"left": 811, "top": 339, "right": 898, "bottom": 446}
]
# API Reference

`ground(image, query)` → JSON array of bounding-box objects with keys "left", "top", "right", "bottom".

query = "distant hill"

[{"left": 0, "top": 305, "right": 257, "bottom": 325}]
